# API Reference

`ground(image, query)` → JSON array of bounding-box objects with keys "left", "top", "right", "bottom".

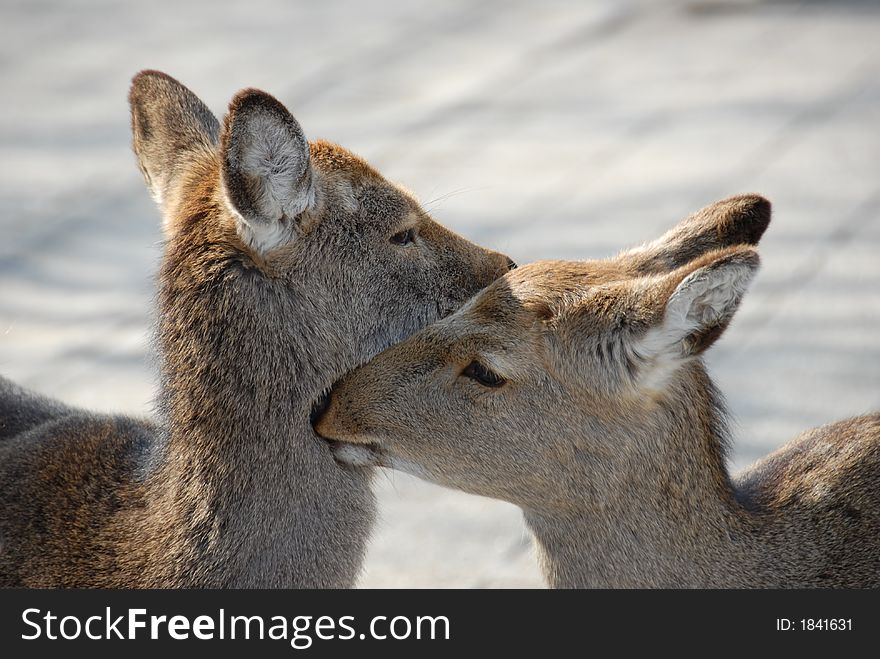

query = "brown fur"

[
  {"left": 0, "top": 71, "right": 512, "bottom": 587},
  {"left": 316, "top": 197, "right": 880, "bottom": 588}
]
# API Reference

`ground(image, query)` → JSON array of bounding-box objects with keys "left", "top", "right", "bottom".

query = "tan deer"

[
  {"left": 0, "top": 70, "right": 514, "bottom": 587},
  {"left": 316, "top": 196, "right": 880, "bottom": 588}
]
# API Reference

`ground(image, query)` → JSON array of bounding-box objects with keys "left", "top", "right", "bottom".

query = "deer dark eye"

[
  {"left": 462, "top": 360, "right": 505, "bottom": 388},
  {"left": 390, "top": 228, "right": 416, "bottom": 246}
]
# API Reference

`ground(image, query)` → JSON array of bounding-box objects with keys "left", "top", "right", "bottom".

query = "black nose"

[
  {"left": 310, "top": 388, "right": 332, "bottom": 428},
  {"left": 506, "top": 257, "right": 518, "bottom": 271}
]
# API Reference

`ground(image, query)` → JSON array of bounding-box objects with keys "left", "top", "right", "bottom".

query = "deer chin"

[
  {"left": 326, "top": 441, "right": 432, "bottom": 480},
  {"left": 327, "top": 440, "right": 386, "bottom": 469}
]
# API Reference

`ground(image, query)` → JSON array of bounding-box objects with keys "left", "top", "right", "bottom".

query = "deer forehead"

[
  {"left": 308, "top": 140, "right": 421, "bottom": 219},
  {"left": 467, "top": 261, "right": 635, "bottom": 330},
  {"left": 396, "top": 261, "right": 643, "bottom": 369}
]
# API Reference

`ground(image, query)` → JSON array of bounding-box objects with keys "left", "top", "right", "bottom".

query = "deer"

[
  {"left": 0, "top": 70, "right": 515, "bottom": 587},
  {"left": 315, "top": 195, "right": 880, "bottom": 588}
]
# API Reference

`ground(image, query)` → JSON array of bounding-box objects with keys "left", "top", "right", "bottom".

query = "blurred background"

[{"left": 1, "top": 0, "right": 878, "bottom": 587}]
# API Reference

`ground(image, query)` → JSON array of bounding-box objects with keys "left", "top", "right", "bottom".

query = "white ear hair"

[
  {"left": 633, "top": 253, "right": 758, "bottom": 390},
  {"left": 666, "top": 261, "right": 753, "bottom": 337}
]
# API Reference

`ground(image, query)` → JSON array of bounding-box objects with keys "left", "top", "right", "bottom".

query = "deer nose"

[
  {"left": 310, "top": 388, "right": 333, "bottom": 428},
  {"left": 506, "top": 257, "right": 518, "bottom": 271}
]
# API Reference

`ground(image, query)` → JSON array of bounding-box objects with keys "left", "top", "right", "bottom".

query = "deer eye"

[
  {"left": 461, "top": 360, "right": 505, "bottom": 388},
  {"left": 390, "top": 228, "right": 416, "bottom": 246}
]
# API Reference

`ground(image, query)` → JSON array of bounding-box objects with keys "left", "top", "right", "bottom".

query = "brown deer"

[
  {"left": 316, "top": 196, "right": 880, "bottom": 588},
  {"left": 0, "top": 70, "right": 514, "bottom": 587}
]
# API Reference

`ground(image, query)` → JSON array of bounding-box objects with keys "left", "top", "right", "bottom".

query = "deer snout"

[
  {"left": 312, "top": 381, "right": 387, "bottom": 469},
  {"left": 309, "top": 388, "right": 332, "bottom": 427},
  {"left": 311, "top": 385, "right": 342, "bottom": 439},
  {"left": 475, "top": 251, "right": 516, "bottom": 298},
  {"left": 311, "top": 380, "right": 372, "bottom": 445},
  {"left": 492, "top": 252, "right": 517, "bottom": 278},
  {"left": 481, "top": 249, "right": 517, "bottom": 286}
]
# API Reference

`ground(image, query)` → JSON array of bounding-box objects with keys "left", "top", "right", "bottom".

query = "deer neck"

[
  {"left": 525, "top": 490, "right": 750, "bottom": 588},
  {"left": 136, "top": 234, "right": 372, "bottom": 587},
  {"left": 525, "top": 367, "right": 761, "bottom": 588}
]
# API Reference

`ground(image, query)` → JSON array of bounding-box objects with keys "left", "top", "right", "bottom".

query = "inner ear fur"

[
  {"left": 646, "top": 245, "right": 761, "bottom": 358},
  {"left": 221, "top": 90, "right": 313, "bottom": 220}
]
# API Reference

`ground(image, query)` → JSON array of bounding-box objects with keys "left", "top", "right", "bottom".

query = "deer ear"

[
  {"left": 129, "top": 70, "right": 220, "bottom": 214},
  {"left": 220, "top": 89, "right": 315, "bottom": 253},
  {"left": 619, "top": 194, "right": 770, "bottom": 275},
  {"left": 633, "top": 246, "right": 759, "bottom": 388}
]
